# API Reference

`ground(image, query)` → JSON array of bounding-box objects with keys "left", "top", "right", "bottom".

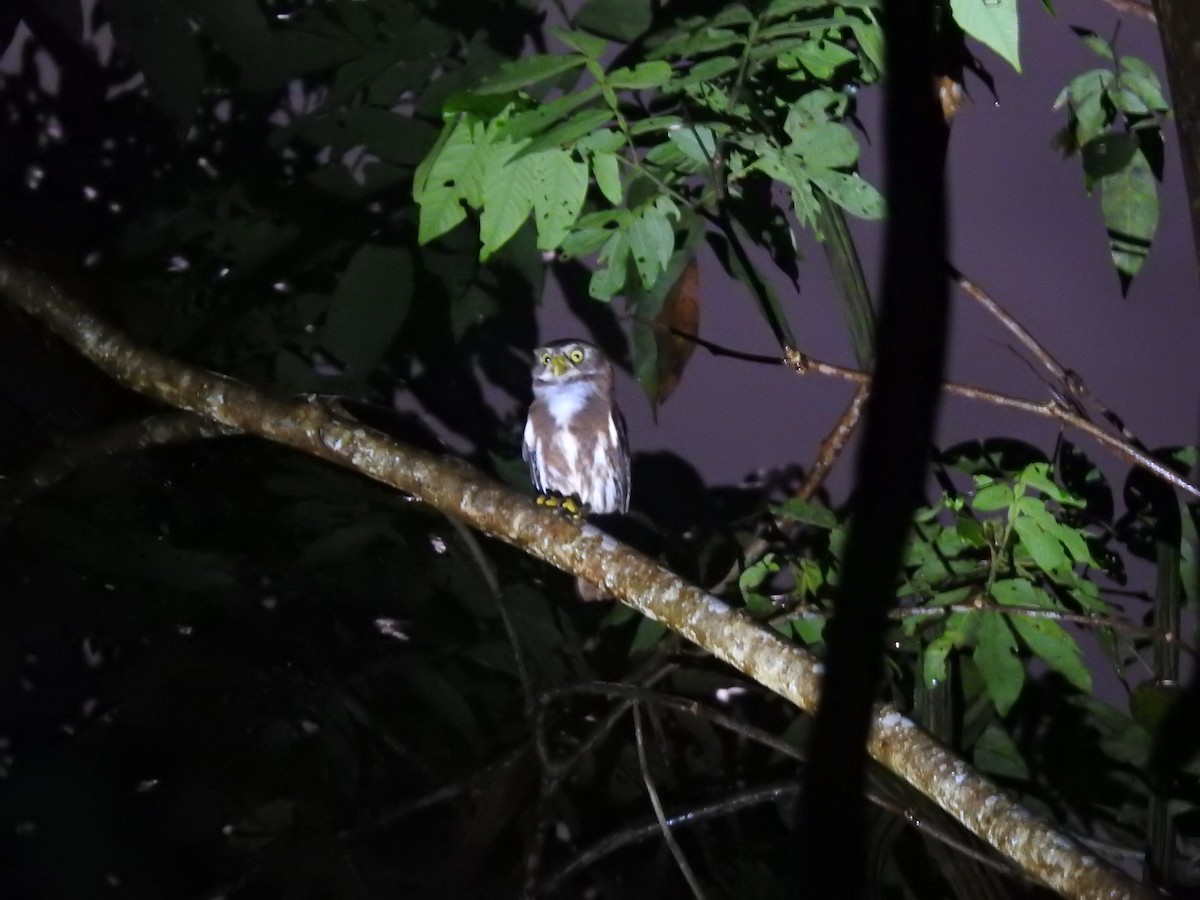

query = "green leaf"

[
  {"left": 1081, "top": 132, "right": 1138, "bottom": 180},
  {"left": 670, "top": 56, "right": 741, "bottom": 89},
  {"left": 591, "top": 151, "right": 623, "bottom": 204},
  {"left": 789, "top": 121, "right": 860, "bottom": 169},
  {"left": 520, "top": 107, "right": 615, "bottom": 156},
  {"left": 722, "top": 216, "right": 798, "bottom": 348},
  {"left": 1013, "top": 513, "right": 1071, "bottom": 575},
  {"left": 739, "top": 553, "right": 780, "bottom": 594},
  {"left": 955, "top": 513, "right": 986, "bottom": 548},
  {"left": 109, "top": 0, "right": 205, "bottom": 126},
  {"left": 810, "top": 169, "right": 884, "bottom": 219},
  {"left": 415, "top": 117, "right": 496, "bottom": 244},
  {"left": 923, "top": 611, "right": 973, "bottom": 686},
  {"left": 668, "top": 124, "right": 720, "bottom": 166},
  {"left": 789, "top": 38, "right": 858, "bottom": 80},
  {"left": 1016, "top": 462, "right": 1082, "bottom": 505},
  {"left": 772, "top": 499, "right": 838, "bottom": 529},
  {"left": 1100, "top": 148, "right": 1158, "bottom": 285},
  {"left": 792, "top": 615, "right": 826, "bottom": 644},
  {"left": 973, "top": 723, "right": 1030, "bottom": 778},
  {"left": 607, "top": 61, "right": 674, "bottom": 89},
  {"left": 1130, "top": 679, "right": 1184, "bottom": 735},
  {"left": 573, "top": 0, "right": 653, "bottom": 42},
  {"left": 551, "top": 25, "right": 608, "bottom": 59},
  {"left": 950, "top": 0, "right": 1021, "bottom": 73},
  {"left": 1009, "top": 615, "right": 1092, "bottom": 692},
  {"left": 480, "top": 151, "right": 538, "bottom": 259},
  {"left": 972, "top": 479, "right": 1014, "bottom": 511},
  {"left": 990, "top": 578, "right": 1054, "bottom": 609},
  {"left": 322, "top": 244, "right": 413, "bottom": 375},
  {"left": 1058, "top": 71, "right": 1116, "bottom": 146},
  {"left": 1073, "top": 27, "right": 1114, "bottom": 61},
  {"left": 815, "top": 191, "right": 874, "bottom": 367},
  {"left": 974, "top": 612, "right": 1024, "bottom": 714},
  {"left": 766, "top": 0, "right": 836, "bottom": 16},
  {"left": 501, "top": 84, "right": 605, "bottom": 140},
  {"left": 530, "top": 149, "right": 589, "bottom": 250},
  {"left": 577, "top": 128, "right": 626, "bottom": 154},
  {"left": 590, "top": 231, "right": 630, "bottom": 299},
  {"left": 850, "top": 18, "right": 884, "bottom": 71},
  {"left": 630, "top": 615, "right": 668, "bottom": 652},
  {"left": 628, "top": 114, "right": 686, "bottom": 135},
  {"left": 628, "top": 211, "right": 705, "bottom": 408},
  {"left": 1119, "top": 56, "right": 1170, "bottom": 113},
  {"left": 473, "top": 54, "right": 587, "bottom": 95},
  {"left": 626, "top": 204, "right": 676, "bottom": 289}
]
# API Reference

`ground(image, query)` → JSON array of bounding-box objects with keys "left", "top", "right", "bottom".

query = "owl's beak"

[{"left": 548, "top": 354, "right": 571, "bottom": 377}]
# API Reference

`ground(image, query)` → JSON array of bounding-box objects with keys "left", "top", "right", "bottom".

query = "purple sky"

[{"left": 541, "top": 2, "right": 1200, "bottom": 497}]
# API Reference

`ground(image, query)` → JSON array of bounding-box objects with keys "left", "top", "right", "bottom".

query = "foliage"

[
  {"left": 0, "top": 0, "right": 1196, "bottom": 897},
  {"left": 1053, "top": 27, "right": 1172, "bottom": 289}
]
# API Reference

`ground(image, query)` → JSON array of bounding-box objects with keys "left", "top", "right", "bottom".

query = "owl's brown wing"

[{"left": 613, "top": 405, "right": 631, "bottom": 514}]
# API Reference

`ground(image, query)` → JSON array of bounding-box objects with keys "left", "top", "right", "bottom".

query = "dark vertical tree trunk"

[
  {"left": 795, "top": 0, "right": 950, "bottom": 895},
  {"left": 1153, "top": 0, "right": 1200, "bottom": 282}
]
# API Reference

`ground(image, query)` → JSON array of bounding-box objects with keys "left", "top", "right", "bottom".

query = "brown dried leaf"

[{"left": 653, "top": 257, "right": 700, "bottom": 405}]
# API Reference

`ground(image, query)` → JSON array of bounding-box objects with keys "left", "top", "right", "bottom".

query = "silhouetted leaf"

[
  {"left": 109, "top": 0, "right": 205, "bottom": 126},
  {"left": 573, "top": 0, "right": 653, "bottom": 42},
  {"left": 322, "top": 243, "right": 413, "bottom": 377}
]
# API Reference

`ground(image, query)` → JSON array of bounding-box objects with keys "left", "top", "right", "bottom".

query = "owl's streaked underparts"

[{"left": 523, "top": 339, "right": 630, "bottom": 599}]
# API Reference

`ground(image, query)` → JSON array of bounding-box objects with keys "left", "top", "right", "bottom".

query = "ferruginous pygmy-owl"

[{"left": 523, "top": 339, "right": 630, "bottom": 599}]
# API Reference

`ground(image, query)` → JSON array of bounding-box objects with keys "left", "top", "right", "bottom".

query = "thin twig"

[
  {"left": 630, "top": 318, "right": 1200, "bottom": 500},
  {"left": 538, "top": 781, "right": 798, "bottom": 895},
  {"left": 798, "top": 383, "right": 871, "bottom": 501},
  {"left": 545, "top": 681, "right": 1028, "bottom": 880},
  {"left": 524, "top": 657, "right": 676, "bottom": 895},
  {"left": 785, "top": 348, "right": 1200, "bottom": 500},
  {"left": 950, "top": 265, "right": 1143, "bottom": 447},
  {"left": 1095, "top": 0, "right": 1156, "bottom": 22},
  {"left": 634, "top": 705, "right": 708, "bottom": 899},
  {"left": 447, "top": 518, "right": 547, "bottom": 753}
]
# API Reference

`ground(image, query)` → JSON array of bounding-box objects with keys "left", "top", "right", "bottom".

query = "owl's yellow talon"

[{"left": 536, "top": 492, "right": 587, "bottom": 519}]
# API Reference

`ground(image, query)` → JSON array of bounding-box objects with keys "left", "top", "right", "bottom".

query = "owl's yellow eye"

[
  {"left": 569, "top": 349, "right": 585, "bottom": 364},
  {"left": 540, "top": 352, "right": 552, "bottom": 366}
]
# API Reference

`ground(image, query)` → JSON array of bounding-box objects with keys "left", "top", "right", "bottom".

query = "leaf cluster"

[{"left": 1053, "top": 28, "right": 1172, "bottom": 288}]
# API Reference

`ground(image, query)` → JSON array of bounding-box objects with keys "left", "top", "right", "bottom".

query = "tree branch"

[
  {"left": 784, "top": 348, "right": 1200, "bottom": 500},
  {"left": 633, "top": 319, "right": 1200, "bottom": 499},
  {"left": 0, "top": 254, "right": 1154, "bottom": 900}
]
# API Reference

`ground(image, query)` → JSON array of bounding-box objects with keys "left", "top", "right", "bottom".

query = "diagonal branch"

[{"left": 0, "top": 254, "right": 1153, "bottom": 900}]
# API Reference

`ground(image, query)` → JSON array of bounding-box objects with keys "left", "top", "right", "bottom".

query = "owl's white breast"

[{"left": 541, "top": 380, "right": 596, "bottom": 428}]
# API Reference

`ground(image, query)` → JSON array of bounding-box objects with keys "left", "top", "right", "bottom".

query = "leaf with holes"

[
  {"left": 531, "top": 149, "right": 589, "bottom": 250},
  {"left": 480, "top": 151, "right": 538, "bottom": 259},
  {"left": 1010, "top": 615, "right": 1091, "bottom": 692},
  {"left": 974, "top": 612, "right": 1024, "bottom": 714},
  {"left": 627, "top": 204, "right": 676, "bottom": 289}
]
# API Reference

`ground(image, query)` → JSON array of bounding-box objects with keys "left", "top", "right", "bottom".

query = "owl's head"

[{"left": 531, "top": 339, "right": 611, "bottom": 387}]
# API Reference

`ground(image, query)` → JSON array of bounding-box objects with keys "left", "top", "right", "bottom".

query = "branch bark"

[{"left": 0, "top": 255, "right": 1154, "bottom": 900}]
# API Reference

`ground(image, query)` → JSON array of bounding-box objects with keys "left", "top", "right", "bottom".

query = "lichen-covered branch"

[{"left": 0, "top": 254, "right": 1153, "bottom": 900}]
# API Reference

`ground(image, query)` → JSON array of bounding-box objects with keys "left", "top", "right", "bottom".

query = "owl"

[{"left": 523, "top": 339, "right": 630, "bottom": 516}]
